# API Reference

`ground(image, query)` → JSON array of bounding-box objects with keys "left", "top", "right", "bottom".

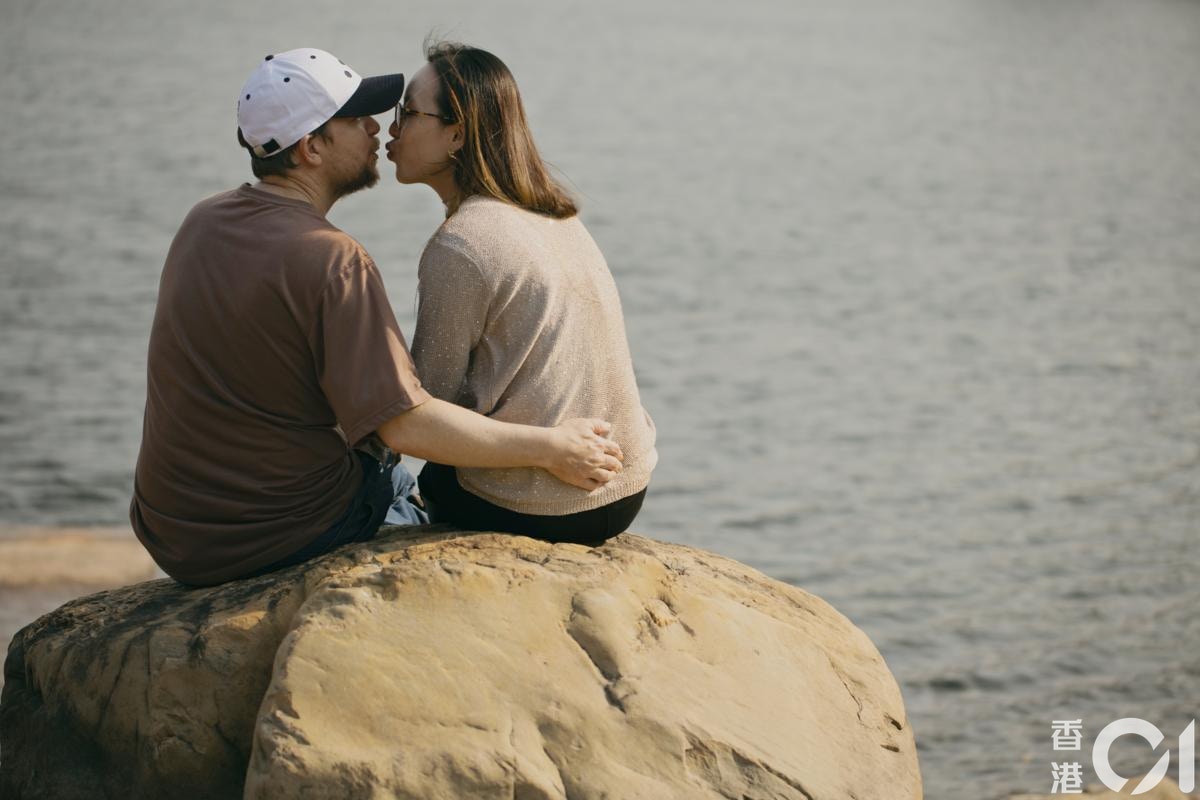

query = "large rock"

[
  {"left": 2, "top": 529, "right": 920, "bottom": 799},
  {"left": 0, "top": 526, "right": 160, "bottom": 681}
]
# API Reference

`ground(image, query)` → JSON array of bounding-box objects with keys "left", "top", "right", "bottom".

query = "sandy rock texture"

[
  {"left": 1, "top": 548, "right": 307, "bottom": 799},
  {"left": 2, "top": 528, "right": 920, "bottom": 799},
  {"left": 0, "top": 526, "right": 160, "bottom": 681}
]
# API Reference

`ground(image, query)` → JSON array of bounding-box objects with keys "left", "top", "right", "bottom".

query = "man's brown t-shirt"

[{"left": 130, "top": 185, "right": 429, "bottom": 585}]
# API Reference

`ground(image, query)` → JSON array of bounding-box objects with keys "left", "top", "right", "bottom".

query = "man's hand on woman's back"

[
  {"left": 543, "top": 418, "right": 624, "bottom": 491},
  {"left": 377, "top": 400, "right": 622, "bottom": 490}
]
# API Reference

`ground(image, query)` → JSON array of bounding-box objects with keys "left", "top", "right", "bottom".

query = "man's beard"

[{"left": 333, "top": 162, "right": 379, "bottom": 200}]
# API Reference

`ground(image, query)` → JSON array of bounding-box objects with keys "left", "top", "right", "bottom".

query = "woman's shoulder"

[
  {"left": 445, "top": 195, "right": 540, "bottom": 233},
  {"left": 427, "top": 197, "right": 504, "bottom": 252},
  {"left": 472, "top": 196, "right": 590, "bottom": 240},
  {"left": 437, "top": 196, "right": 576, "bottom": 266}
]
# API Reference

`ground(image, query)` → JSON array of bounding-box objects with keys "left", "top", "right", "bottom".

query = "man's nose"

[{"left": 365, "top": 116, "right": 381, "bottom": 135}]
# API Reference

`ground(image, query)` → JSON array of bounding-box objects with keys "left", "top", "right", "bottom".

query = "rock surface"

[
  {"left": 0, "top": 526, "right": 160, "bottom": 692},
  {"left": 2, "top": 528, "right": 920, "bottom": 799}
]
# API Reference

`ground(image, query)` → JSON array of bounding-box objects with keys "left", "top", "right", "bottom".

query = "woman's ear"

[{"left": 448, "top": 122, "right": 465, "bottom": 155}]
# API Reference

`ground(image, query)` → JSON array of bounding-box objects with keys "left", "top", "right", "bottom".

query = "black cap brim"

[{"left": 334, "top": 73, "right": 405, "bottom": 117}]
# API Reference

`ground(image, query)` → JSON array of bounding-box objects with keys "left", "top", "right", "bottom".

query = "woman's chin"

[{"left": 390, "top": 168, "right": 431, "bottom": 188}]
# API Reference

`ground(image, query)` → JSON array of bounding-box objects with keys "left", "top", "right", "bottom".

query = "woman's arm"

[
  {"left": 376, "top": 398, "right": 622, "bottom": 490},
  {"left": 410, "top": 239, "right": 489, "bottom": 403}
]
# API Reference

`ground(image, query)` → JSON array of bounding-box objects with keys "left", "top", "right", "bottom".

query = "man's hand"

[
  {"left": 542, "top": 418, "right": 624, "bottom": 491},
  {"left": 377, "top": 400, "right": 624, "bottom": 489}
]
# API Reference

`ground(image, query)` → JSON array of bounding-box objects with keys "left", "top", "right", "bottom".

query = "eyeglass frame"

[{"left": 394, "top": 103, "right": 456, "bottom": 129}]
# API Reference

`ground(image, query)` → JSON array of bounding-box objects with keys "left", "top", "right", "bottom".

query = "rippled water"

[{"left": 2, "top": 0, "right": 1198, "bottom": 796}]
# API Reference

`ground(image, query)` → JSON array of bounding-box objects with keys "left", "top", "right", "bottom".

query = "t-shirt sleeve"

[
  {"left": 411, "top": 237, "right": 491, "bottom": 404},
  {"left": 314, "top": 254, "right": 430, "bottom": 446}
]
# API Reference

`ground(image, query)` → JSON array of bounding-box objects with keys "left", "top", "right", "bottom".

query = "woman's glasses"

[{"left": 394, "top": 104, "right": 456, "bottom": 128}]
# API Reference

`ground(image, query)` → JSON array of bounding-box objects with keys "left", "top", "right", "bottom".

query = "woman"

[{"left": 385, "top": 41, "right": 656, "bottom": 545}]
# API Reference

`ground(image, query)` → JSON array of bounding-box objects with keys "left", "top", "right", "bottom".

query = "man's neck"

[{"left": 255, "top": 176, "right": 334, "bottom": 216}]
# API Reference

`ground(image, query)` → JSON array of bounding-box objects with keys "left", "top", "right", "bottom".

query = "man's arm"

[{"left": 377, "top": 398, "right": 623, "bottom": 491}]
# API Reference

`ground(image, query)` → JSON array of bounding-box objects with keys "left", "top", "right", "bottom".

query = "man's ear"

[{"left": 293, "top": 132, "right": 325, "bottom": 166}]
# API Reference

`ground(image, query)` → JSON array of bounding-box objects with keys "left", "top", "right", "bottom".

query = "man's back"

[{"left": 131, "top": 184, "right": 425, "bottom": 585}]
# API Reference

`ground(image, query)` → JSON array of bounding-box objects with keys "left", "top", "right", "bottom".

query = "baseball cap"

[{"left": 237, "top": 48, "right": 405, "bottom": 159}]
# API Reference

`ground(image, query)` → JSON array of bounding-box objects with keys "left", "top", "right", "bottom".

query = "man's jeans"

[{"left": 254, "top": 451, "right": 428, "bottom": 576}]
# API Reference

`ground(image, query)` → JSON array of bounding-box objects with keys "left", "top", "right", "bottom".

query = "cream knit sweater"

[{"left": 411, "top": 195, "right": 656, "bottom": 515}]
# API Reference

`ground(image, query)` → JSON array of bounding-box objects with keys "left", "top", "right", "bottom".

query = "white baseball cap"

[{"left": 237, "top": 48, "right": 404, "bottom": 158}]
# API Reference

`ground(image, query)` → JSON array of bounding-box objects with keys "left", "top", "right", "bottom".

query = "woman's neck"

[
  {"left": 443, "top": 193, "right": 467, "bottom": 217},
  {"left": 428, "top": 170, "right": 463, "bottom": 215}
]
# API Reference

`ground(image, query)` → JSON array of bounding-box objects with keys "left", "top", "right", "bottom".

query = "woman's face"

[{"left": 385, "top": 63, "right": 461, "bottom": 190}]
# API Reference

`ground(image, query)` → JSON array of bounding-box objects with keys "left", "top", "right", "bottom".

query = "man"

[{"left": 130, "top": 48, "right": 622, "bottom": 586}]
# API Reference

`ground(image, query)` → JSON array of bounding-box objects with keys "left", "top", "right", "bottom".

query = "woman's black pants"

[{"left": 418, "top": 462, "right": 646, "bottom": 547}]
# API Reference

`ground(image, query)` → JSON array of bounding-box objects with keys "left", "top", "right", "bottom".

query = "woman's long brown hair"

[{"left": 426, "top": 41, "right": 578, "bottom": 219}]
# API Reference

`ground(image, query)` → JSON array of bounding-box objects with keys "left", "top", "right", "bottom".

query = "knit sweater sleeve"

[{"left": 411, "top": 235, "right": 492, "bottom": 406}]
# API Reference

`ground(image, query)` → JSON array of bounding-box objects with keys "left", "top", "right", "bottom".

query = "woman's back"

[{"left": 412, "top": 195, "right": 656, "bottom": 516}]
